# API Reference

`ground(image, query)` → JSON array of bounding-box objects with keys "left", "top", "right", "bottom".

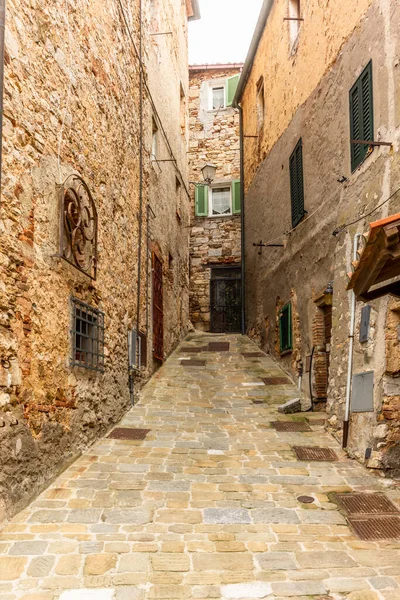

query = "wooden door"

[{"left": 152, "top": 252, "right": 164, "bottom": 361}]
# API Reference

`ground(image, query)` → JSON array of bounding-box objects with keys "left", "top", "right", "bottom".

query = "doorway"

[
  {"left": 210, "top": 266, "right": 241, "bottom": 333},
  {"left": 152, "top": 252, "right": 164, "bottom": 361}
]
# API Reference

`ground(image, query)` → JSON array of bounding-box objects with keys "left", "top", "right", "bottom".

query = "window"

[
  {"left": 349, "top": 60, "right": 373, "bottom": 172},
  {"left": 211, "top": 86, "right": 225, "bottom": 110},
  {"left": 289, "top": 138, "right": 305, "bottom": 228},
  {"left": 279, "top": 303, "right": 292, "bottom": 353},
  {"left": 194, "top": 180, "right": 241, "bottom": 217},
  {"left": 71, "top": 298, "right": 104, "bottom": 371},
  {"left": 256, "top": 77, "right": 265, "bottom": 132},
  {"left": 288, "top": 0, "right": 301, "bottom": 49},
  {"left": 211, "top": 186, "right": 231, "bottom": 216},
  {"left": 151, "top": 118, "right": 158, "bottom": 160},
  {"left": 180, "top": 82, "right": 186, "bottom": 136}
]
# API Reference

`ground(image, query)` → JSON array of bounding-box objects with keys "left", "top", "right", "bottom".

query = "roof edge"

[
  {"left": 188, "top": 0, "right": 201, "bottom": 21},
  {"left": 189, "top": 63, "right": 244, "bottom": 72},
  {"left": 232, "top": 0, "right": 274, "bottom": 107}
]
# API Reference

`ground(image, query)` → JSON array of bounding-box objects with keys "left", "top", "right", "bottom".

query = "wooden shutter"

[
  {"left": 350, "top": 60, "right": 373, "bottom": 172},
  {"left": 195, "top": 184, "right": 208, "bottom": 216},
  {"left": 279, "top": 303, "right": 292, "bottom": 352},
  {"left": 289, "top": 139, "right": 305, "bottom": 228},
  {"left": 226, "top": 74, "right": 240, "bottom": 107},
  {"left": 232, "top": 180, "right": 241, "bottom": 214}
]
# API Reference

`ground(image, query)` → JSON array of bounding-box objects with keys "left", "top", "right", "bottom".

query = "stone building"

[
  {"left": 234, "top": 0, "right": 400, "bottom": 473},
  {"left": 189, "top": 64, "right": 243, "bottom": 332},
  {"left": 0, "top": 0, "right": 200, "bottom": 522}
]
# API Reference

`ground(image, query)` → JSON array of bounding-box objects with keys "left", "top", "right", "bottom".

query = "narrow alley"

[{"left": 2, "top": 333, "right": 400, "bottom": 600}]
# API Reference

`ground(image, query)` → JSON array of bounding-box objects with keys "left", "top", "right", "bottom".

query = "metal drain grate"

[
  {"left": 262, "top": 377, "right": 291, "bottom": 385},
  {"left": 293, "top": 446, "right": 339, "bottom": 461},
  {"left": 348, "top": 515, "right": 400, "bottom": 540},
  {"left": 208, "top": 342, "right": 230, "bottom": 352},
  {"left": 272, "top": 421, "right": 311, "bottom": 432},
  {"left": 181, "top": 359, "right": 206, "bottom": 367},
  {"left": 181, "top": 347, "right": 207, "bottom": 353},
  {"left": 336, "top": 493, "right": 400, "bottom": 516},
  {"left": 108, "top": 428, "right": 150, "bottom": 440},
  {"left": 242, "top": 352, "right": 265, "bottom": 357}
]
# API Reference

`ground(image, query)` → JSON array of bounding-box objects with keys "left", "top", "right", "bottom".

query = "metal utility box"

[{"left": 351, "top": 371, "right": 374, "bottom": 412}]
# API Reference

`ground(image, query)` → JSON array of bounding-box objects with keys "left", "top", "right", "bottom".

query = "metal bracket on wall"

[
  {"left": 253, "top": 241, "right": 284, "bottom": 255},
  {"left": 351, "top": 139, "right": 392, "bottom": 147}
]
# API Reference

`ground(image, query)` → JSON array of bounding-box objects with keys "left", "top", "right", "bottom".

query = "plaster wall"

[
  {"left": 243, "top": 0, "right": 400, "bottom": 471},
  {"left": 241, "top": 0, "right": 374, "bottom": 187},
  {"left": 188, "top": 68, "right": 241, "bottom": 330},
  {"left": 0, "top": 0, "right": 191, "bottom": 522}
]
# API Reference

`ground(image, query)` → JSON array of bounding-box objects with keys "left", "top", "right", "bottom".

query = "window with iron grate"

[
  {"left": 279, "top": 302, "right": 292, "bottom": 353},
  {"left": 71, "top": 298, "right": 105, "bottom": 371}
]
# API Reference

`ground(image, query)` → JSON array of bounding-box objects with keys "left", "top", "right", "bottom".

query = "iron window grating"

[
  {"left": 71, "top": 297, "right": 105, "bottom": 372},
  {"left": 289, "top": 138, "right": 305, "bottom": 228}
]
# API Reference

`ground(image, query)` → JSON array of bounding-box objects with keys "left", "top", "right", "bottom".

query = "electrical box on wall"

[
  {"left": 351, "top": 371, "right": 374, "bottom": 412},
  {"left": 359, "top": 305, "right": 371, "bottom": 343}
]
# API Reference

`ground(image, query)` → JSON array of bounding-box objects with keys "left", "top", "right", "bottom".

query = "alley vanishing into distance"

[{"left": 1, "top": 333, "right": 400, "bottom": 600}]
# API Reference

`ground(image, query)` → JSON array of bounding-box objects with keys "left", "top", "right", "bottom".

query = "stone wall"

[
  {"left": 242, "top": 0, "right": 400, "bottom": 472},
  {"left": 0, "top": 0, "right": 191, "bottom": 523},
  {"left": 189, "top": 67, "right": 241, "bottom": 331}
]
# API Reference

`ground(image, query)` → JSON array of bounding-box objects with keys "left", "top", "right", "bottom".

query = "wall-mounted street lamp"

[{"left": 189, "top": 163, "right": 217, "bottom": 187}]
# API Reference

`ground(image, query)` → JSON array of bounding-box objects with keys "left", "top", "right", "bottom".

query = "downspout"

[
  {"left": 238, "top": 105, "right": 245, "bottom": 335},
  {"left": 0, "top": 0, "right": 5, "bottom": 202},
  {"left": 343, "top": 232, "right": 361, "bottom": 448}
]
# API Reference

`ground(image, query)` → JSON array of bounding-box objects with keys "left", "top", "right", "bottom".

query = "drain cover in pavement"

[
  {"left": 181, "top": 359, "right": 206, "bottom": 367},
  {"left": 262, "top": 377, "right": 291, "bottom": 385},
  {"left": 293, "top": 446, "right": 339, "bottom": 461},
  {"left": 272, "top": 421, "right": 311, "bottom": 432},
  {"left": 348, "top": 515, "right": 400, "bottom": 540},
  {"left": 298, "top": 495, "right": 315, "bottom": 504},
  {"left": 242, "top": 352, "right": 265, "bottom": 357},
  {"left": 208, "top": 342, "right": 230, "bottom": 352},
  {"left": 108, "top": 428, "right": 150, "bottom": 440},
  {"left": 181, "top": 347, "right": 207, "bottom": 353},
  {"left": 335, "top": 493, "right": 400, "bottom": 516}
]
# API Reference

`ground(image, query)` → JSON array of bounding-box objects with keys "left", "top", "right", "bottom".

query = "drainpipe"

[
  {"left": 343, "top": 232, "right": 361, "bottom": 448},
  {"left": 238, "top": 105, "right": 246, "bottom": 335},
  {"left": 0, "top": 0, "right": 5, "bottom": 202},
  {"left": 136, "top": 0, "right": 144, "bottom": 334}
]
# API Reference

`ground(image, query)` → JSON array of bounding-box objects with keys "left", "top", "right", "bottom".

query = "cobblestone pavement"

[{"left": 1, "top": 333, "right": 400, "bottom": 600}]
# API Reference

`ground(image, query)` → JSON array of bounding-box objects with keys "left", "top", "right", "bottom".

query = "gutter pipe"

[
  {"left": 0, "top": 0, "right": 5, "bottom": 202},
  {"left": 239, "top": 105, "right": 245, "bottom": 335},
  {"left": 342, "top": 232, "right": 361, "bottom": 448}
]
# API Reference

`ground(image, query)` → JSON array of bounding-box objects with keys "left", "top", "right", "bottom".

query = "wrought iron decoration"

[{"left": 59, "top": 174, "right": 98, "bottom": 279}]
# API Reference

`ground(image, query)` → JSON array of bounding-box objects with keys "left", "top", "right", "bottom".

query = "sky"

[{"left": 189, "top": 0, "right": 264, "bottom": 65}]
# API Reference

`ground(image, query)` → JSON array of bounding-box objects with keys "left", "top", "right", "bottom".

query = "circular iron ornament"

[
  {"left": 297, "top": 495, "right": 315, "bottom": 504},
  {"left": 59, "top": 174, "right": 98, "bottom": 279}
]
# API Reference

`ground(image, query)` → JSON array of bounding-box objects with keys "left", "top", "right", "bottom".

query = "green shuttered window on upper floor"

[
  {"left": 289, "top": 138, "right": 305, "bottom": 228},
  {"left": 279, "top": 302, "right": 292, "bottom": 353},
  {"left": 349, "top": 60, "right": 374, "bottom": 172},
  {"left": 195, "top": 181, "right": 241, "bottom": 217}
]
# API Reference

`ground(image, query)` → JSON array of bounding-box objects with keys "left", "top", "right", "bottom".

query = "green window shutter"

[
  {"left": 350, "top": 60, "right": 373, "bottom": 172},
  {"left": 226, "top": 74, "right": 240, "bottom": 107},
  {"left": 289, "top": 139, "right": 305, "bottom": 228},
  {"left": 232, "top": 180, "right": 241, "bottom": 214},
  {"left": 195, "top": 184, "right": 208, "bottom": 216},
  {"left": 279, "top": 303, "right": 292, "bottom": 353}
]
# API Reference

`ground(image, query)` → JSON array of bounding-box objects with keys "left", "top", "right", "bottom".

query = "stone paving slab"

[{"left": 1, "top": 333, "right": 400, "bottom": 600}]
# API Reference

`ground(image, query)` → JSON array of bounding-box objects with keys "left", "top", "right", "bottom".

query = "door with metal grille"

[
  {"left": 152, "top": 252, "right": 164, "bottom": 361},
  {"left": 210, "top": 267, "right": 241, "bottom": 333}
]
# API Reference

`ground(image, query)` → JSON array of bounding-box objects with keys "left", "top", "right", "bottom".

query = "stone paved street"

[{"left": 1, "top": 333, "right": 400, "bottom": 600}]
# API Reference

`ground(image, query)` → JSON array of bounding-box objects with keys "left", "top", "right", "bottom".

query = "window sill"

[{"left": 280, "top": 349, "right": 293, "bottom": 357}]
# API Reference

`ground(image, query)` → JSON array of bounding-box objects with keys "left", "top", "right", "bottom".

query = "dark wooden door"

[
  {"left": 152, "top": 252, "right": 164, "bottom": 361},
  {"left": 210, "top": 267, "right": 241, "bottom": 333}
]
